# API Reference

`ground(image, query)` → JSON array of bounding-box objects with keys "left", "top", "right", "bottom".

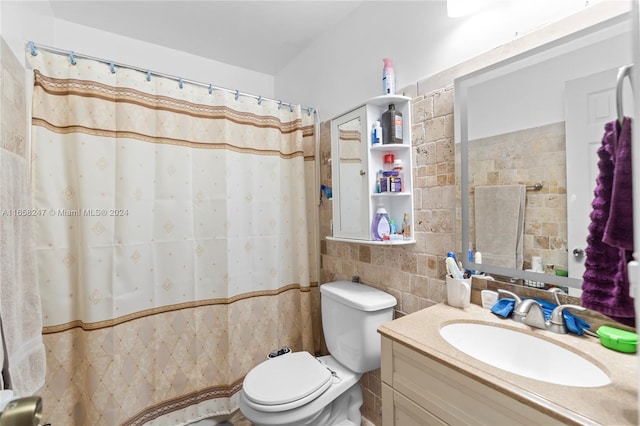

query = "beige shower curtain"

[{"left": 28, "top": 50, "right": 319, "bottom": 425}]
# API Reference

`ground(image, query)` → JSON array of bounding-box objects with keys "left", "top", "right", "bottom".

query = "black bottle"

[{"left": 381, "top": 104, "right": 403, "bottom": 144}]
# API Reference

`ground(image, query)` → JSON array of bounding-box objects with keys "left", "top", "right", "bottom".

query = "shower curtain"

[{"left": 28, "top": 50, "right": 319, "bottom": 425}]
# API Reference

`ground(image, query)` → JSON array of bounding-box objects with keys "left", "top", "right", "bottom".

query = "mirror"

[
  {"left": 456, "top": 11, "right": 632, "bottom": 290},
  {"left": 331, "top": 107, "right": 369, "bottom": 240}
]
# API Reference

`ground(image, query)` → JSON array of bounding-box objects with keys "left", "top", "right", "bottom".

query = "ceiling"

[{"left": 47, "top": 0, "right": 366, "bottom": 75}]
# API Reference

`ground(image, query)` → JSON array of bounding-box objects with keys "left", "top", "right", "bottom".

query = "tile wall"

[
  {"left": 315, "top": 8, "right": 616, "bottom": 419},
  {"left": 318, "top": 84, "right": 457, "bottom": 425},
  {"left": 468, "top": 122, "right": 568, "bottom": 272}
]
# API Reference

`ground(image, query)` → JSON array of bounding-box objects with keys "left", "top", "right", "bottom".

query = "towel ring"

[{"left": 616, "top": 64, "right": 633, "bottom": 125}]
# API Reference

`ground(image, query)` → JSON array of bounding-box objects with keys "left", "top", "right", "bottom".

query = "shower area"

[{"left": 8, "top": 45, "right": 322, "bottom": 424}]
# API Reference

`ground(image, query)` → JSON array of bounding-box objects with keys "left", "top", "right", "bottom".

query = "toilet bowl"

[
  {"left": 239, "top": 281, "right": 397, "bottom": 426},
  {"left": 240, "top": 353, "right": 362, "bottom": 426}
]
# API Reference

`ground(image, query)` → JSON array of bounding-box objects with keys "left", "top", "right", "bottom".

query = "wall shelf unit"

[{"left": 328, "top": 95, "right": 414, "bottom": 245}]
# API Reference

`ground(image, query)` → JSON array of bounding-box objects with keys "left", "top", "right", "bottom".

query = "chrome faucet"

[
  {"left": 496, "top": 289, "right": 586, "bottom": 334},
  {"left": 497, "top": 289, "right": 546, "bottom": 328},
  {"left": 496, "top": 289, "right": 521, "bottom": 304},
  {"left": 547, "top": 304, "right": 586, "bottom": 334},
  {"left": 548, "top": 287, "right": 565, "bottom": 305},
  {"left": 512, "top": 299, "right": 547, "bottom": 329}
]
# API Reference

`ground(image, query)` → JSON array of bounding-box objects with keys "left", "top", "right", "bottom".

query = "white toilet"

[{"left": 239, "top": 281, "right": 397, "bottom": 426}]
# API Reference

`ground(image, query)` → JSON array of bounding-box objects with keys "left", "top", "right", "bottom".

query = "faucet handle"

[
  {"left": 497, "top": 289, "right": 522, "bottom": 304},
  {"left": 514, "top": 299, "right": 547, "bottom": 329},
  {"left": 547, "top": 287, "right": 565, "bottom": 305},
  {"left": 550, "top": 304, "right": 586, "bottom": 325}
]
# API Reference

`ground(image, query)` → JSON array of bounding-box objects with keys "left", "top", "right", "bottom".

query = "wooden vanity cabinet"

[{"left": 380, "top": 336, "right": 563, "bottom": 425}]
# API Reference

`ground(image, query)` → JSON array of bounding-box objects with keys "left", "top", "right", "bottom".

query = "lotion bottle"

[{"left": 371, "top": 203, "right": 391, "bottom": 241}]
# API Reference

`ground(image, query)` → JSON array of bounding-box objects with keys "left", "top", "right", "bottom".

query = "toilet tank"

[{"left": 320, "top": 281, "right": 397, "bottom": 373}]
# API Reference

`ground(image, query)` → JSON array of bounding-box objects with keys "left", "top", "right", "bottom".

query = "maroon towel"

[{"left": 581, "top": 118, "right": 635, "bottom": 326}]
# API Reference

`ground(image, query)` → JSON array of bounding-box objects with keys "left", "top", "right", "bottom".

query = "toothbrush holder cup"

[{"left": 446, "top": 276, "right": 471, "bottom": 308}]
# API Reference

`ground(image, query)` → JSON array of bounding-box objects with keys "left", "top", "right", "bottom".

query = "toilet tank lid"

[{"left": 320, "top": 281, "right": 397, "bottom": 311}]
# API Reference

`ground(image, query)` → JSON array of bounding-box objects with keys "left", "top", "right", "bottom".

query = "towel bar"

[
  {"left": 526, "top": 183, "right": 543, "bottom": 191},
  {"left": 470, "top": 183, "right": 543, "bottom": 193},
  {"left": 616, "top": 64, "right": 633, "bottom": 125}
]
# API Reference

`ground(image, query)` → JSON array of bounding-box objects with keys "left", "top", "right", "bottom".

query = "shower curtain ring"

[
  {"left": 209, "top": 84, "right": 214, "bottom": 95},
  {"left": 146, "top": 70, "right": 151, "bottom": 81},
  {"left": 178, "top": 78, "right": 184, "bottom": 89},
  {"left": 235, "top": 90, "right": 240, "bottom": 101},
  {"left": 289, "top": 103, "right": 294, "bottom": 112},
  {"left": 278, "top": 100, "right": 283, "bottom": 110},
  {"left": 257, "top": 96, "right": 262, "bottom": 105},
  {"left": 69, "top": 51, "right": 76, "bottom": 65},
  {"left": 28, "top": 41, "right": 37, "bottom": 56},
  {"left": 109, "top": 62, "right": 116, "bottom": 74}
]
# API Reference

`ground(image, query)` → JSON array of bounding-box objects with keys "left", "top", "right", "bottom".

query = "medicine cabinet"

[{"left": 328, "top": 95, "right": 414, "bottom": 244}]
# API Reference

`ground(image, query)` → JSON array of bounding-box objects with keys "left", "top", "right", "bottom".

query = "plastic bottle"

[
  {"left": 371, "top": 203, "right": 391, "bottom": 241},
  {"left": 381, "top": 104, "right": 403, "bottom": 144},
  {"left": 393, "top": 159, "right": 404, "bottom": 192},
  {"left": 382, "top": 58, "right": 396, "bottom": 95},
  {"left": 371, "top": 121, "right": 382, "bottom": 145},
  {"left": 402, "top": 213, "right": 411, "bottom": 240},
  {"left": 467, "top": 246, "right": 475, "bottom": 275},
  {"left": 474, "top": 251, "right": 483, "bottom": 274},
  {"left": 383, "top": 153, "right": 395, "bottom": 171},
  {"left": 390, "top": 219, "right": 397, "bottom": 235}
]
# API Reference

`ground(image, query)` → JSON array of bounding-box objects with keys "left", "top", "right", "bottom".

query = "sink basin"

[{"left": 439, "top": 322, "right": 610, "bottom": 387}]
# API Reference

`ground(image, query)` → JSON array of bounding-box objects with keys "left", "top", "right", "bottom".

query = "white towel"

[
  {"left": 474, "top": 185, "right": 526, "bottom": 269},
  {"left": 0, "top": 148, "right": 46, "bottom": 396}
]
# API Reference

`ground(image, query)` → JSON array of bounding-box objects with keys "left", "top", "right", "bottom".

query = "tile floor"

[
  {"left": 188, "top": 410, "right": 252, "bottom": 425},
  {"left": 189, "top": 410, "right": 375, "bottom": 425}
]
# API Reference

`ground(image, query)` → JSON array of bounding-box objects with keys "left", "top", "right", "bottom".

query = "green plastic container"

[
  {"left": 555, "top": 269, "right": 568, "bottom": 277},
  {"left": 596, "top": 326, "right": 638, "bottom": 353}
]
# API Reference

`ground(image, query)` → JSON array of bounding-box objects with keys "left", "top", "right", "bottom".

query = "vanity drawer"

[
  {"left": 382, "top": 383, "right": 446, "bottom": 426},
  {"left": 382, "top": 336, "right": 564, "bottom": 425}
]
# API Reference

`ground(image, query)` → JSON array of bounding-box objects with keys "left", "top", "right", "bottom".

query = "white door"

[{"left": 565, "top": 68, "right": 634, "bottom": 279}]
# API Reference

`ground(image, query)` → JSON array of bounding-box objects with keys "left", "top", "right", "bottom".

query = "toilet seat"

[{"left": 242, "top": 351, "right": 333, "bottom": 412}]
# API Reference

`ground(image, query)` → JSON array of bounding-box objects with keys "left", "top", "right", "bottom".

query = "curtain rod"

[{"left": 27, "top": 41, "right": 316, "bottom": 116}]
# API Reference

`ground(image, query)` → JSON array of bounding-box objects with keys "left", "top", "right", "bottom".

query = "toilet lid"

[{"left": 242, "top": 351, "right": 332, "bottom": 407}]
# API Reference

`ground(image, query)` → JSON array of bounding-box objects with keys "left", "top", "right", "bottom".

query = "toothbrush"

[
  {"left": 445, "top": 258, "right": 453, "bottom": 277},
  {"left": 447, "top": 251, "right": 463, "bottom": 271},
  {"left": 446, "top": 257, "right": 464, "bottom": 279}
]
